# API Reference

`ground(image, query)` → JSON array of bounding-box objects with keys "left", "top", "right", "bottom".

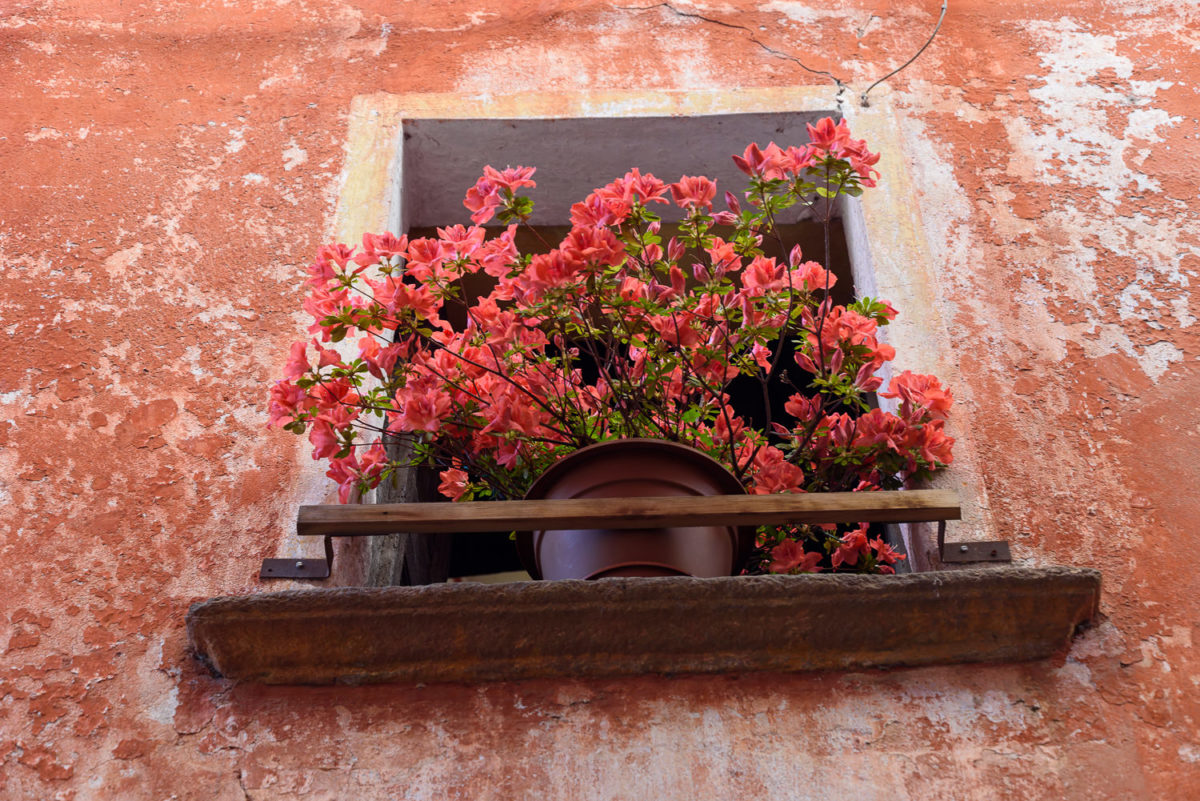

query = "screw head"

[
  {"left": 296, "top": 560, "right": 305, "bottom": 568},
  {"left": 959, "top": 544, "right": 969, "bottom": 553}
]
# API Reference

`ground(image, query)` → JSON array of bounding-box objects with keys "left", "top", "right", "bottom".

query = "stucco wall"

[{"left": 2, "top": 1, "right": 1197, "bottom": 798}]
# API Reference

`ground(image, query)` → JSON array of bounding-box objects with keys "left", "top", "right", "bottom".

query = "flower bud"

[
  {"left": 667, "top": 237, "right": 686, "bottom": 262},
  {"left": 829, "top": 347, "right": 845, "bottom": 376},
  {"left": 789, "top": 244, "right": 804, "bottom": 267}
]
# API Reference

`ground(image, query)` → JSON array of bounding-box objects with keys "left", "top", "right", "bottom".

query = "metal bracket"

[
  {"left": 937, "top": 520, "right": 1011, "bottom": 563},
  {"left": 260, "top": 535, "right": 333, "bottom": 579}
]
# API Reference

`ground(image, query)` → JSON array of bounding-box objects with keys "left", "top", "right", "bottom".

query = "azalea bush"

[{"left": 269, "top": 117, "right": 954, "bottom": 575}]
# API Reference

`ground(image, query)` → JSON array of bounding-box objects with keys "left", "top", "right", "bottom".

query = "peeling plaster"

[
  {"left": 1020, "top": 19, "right": 1176, "bottom": 199},
  {"left": 2, "top": 2, "right": 1200, "bottom": 799}
]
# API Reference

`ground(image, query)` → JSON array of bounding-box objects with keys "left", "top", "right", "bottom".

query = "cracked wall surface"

[{"left": 1, "top": 1, "right": 1198, "bottom": 799}]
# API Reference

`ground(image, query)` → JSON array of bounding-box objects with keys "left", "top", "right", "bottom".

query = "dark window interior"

[{"left": 404, "top": 219, "right": 860, "bottom": 581}]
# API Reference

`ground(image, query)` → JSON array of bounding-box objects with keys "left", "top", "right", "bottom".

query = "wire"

[{"left": 859, "top": 0, "right": 948, "bottom": 107}]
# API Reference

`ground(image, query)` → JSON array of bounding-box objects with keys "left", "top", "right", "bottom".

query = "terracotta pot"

[{"left": 516, "top": 439, "right": 755, "bottom": 580}]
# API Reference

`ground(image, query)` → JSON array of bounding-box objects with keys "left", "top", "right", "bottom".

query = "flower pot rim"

[{"left": 516, "top": 437, "right": 755, "bottom": 580}]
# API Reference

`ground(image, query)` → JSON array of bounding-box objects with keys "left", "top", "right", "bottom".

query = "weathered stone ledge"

[{"left": 186, "top": 567, "right": 1101, "bottom": 685}]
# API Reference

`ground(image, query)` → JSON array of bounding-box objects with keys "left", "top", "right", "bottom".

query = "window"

[
  {"left": 193, "top": 89, "right": 1101, "bottom": 686},
  {"left": 304, "top": 88, "right": 993, "bottom": 586}
]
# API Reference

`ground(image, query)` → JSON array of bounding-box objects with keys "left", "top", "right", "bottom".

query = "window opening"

[{"left": 380, "top": 112, "right": 904, "bottom": 585}]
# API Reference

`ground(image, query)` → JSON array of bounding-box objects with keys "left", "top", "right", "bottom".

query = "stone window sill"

[{"left": 186, "top": 567, "right": 1100, "bottom": 685}]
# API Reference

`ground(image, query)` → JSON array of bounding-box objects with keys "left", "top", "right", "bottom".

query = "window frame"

[{"left": 289, "top": 87, "right": 994, "bottom": 584}]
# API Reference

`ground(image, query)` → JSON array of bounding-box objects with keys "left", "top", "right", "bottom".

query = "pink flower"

[
  {"left": 710, "top": 406, "right": 747, "bottom": 445},
  {"left": 477, "top": 225, "right": 519, "bottom": 277},
  {"left": 853, "top": 408, "right": 909, "bottom": 453},
  {"left": 731, "top": 142, "right": 786, "bottom": 179},
  {"left": 316, "top": 243, "right": 356, "bottom": 270},
  {"left": 784, "top": 393, "right": 819, "bottom": 422},
  {"left": 436, "top": 224, "right": 487, "bottom": 263},
  {"left": 668, "top": 264, "right": 687, "bottom": 297},
  {"left": 608, "top": 167, "right": 668, "bottom": 205},
  {"left": 831, "top": 524, "right": 870, "bottom": 570},
  {"left": 706, "top": 238, "right": 742, "bottom": 275},
  {"left": 751, "top": 342, "right": 772, "bottom": 370},
  {"left": 359, "top": 441, "right": 387, "bottom": 475},
  {"left": 484, "top": 165, "right": 537, "bottom": 192},
  {"left": 913, "top": 420, "right": 955, "bottom": 466},
  {"left": 267, "top": 380, "right": 312, "bottom": 428},
  {"left": 310, "top": 377, "right": 359, "bottom": 413},
  {"left": 842, "top": 138, "right": 881, "bottom": 185},
  {"left": 391, "top": 375, "right": 452, "bottom": 433},
  {"left": 793, "top": 351, "right": 818, "bottom": 374},
  {"left": 649, "top": 312, "right": 701, "bottom": 348},
  {"left": 464, "top": 166, "right": 536, "bottom": 225},
  {"left": 806, "top": 117, "right": 852, "bottom": 153},
  {"left": 768, "top": 540, "right": 823, "bottom": 574},
  {"left": 742, "top": 256, "right": 784, "bottom": 294},
  {"left": 853, "top": 362, "right": 884, "bottom": 393},
  {"left": 881, "top": 371, "right": 954, "bottom": 419},
  {"left": 561, "top": 225, "right": 625, "bottom": 268},
  {"left": 749, "top": 446, "right": 804, "bottom": 494},
  {"left": 324, "top": 454, "right": 359, "bottom": 503},
  {"left": 571, "top": 191, "right": 627, "bottom": 227},
  {"left": 308, "top": 421, "right": 341, "bottom": 460},
  {"left": 283, "top": 341, "right": 309, "bottom": 380},
  {"left": 479, "top": 386, "right": 547, "bottom": 438},
  {"left": 669, "top": 175, "right": 717, "bottom": 210},
  {"left": 316, "top": 343, "right": 342, "bottom": 368},
  {"left": 325, "top": 441, "right": 388, "bottom": 504},
  {"left": 870, "top": 536, "right": 906, "bottom": 566},
  {"left": 864, "top": 342, "right": 895, "bottom": 371},
  {"left": 781, "top": 144, "right": 816, "bottom": 174},
  {"left": 355, "top": 232, "right": 409, "bottom": 266},
  {"left": 359, "top": 336, "right": 405, "bottom": 379},
  {"left": 303, "top": 284, "right": 350, "bottom": 339},
  {"left": 835, "top": 309, "right": 878, "bottom": 347},
  {"left": 464, "top": 179, "right": 502, "bottom": 224},
  {"left": 306, "top": 253, "right": 336, "bottom": 288},
  {"left": 794, "top": 260, "right": 837, "bottom": 292},
  {"left": 438, "top": 467, "right": 470, "bottom": 501}
]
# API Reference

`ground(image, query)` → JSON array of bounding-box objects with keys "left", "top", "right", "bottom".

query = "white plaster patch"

[
  {"left": 283, "top": 140, "right": 308, "bottom": 171},
  {"left": 1001, "top": 199, "right": 1198, "bottom": 382},
  {"left": 242, "top": 173, "right": 268, "bottom": 185},
  {"left": 1137, "top": 337, "right": 1182, "bottom": 381},
  {"left": 759, "top": 1, "right": 857, "bottom": 24},
  {"left": 1180, "top": 743, "right": 1200, "bottom": 764},
  {"left": 1055, "top": 658, "right": 1093, "bottom": 687},
  {"left": 26, "top": 127, "right": 64, "bottom": 142},
  {"left": 145, "top": 686, "right": 178, "bottom": 726},
  {"left": 225, "top": 126, "right": 246, "bottom": 154},
  {"left": 1126, "top": 107, "right": 1181, "bottom": 140},
  {"left": 454, "top": 11, "right": 713, "bottom": 95},
  {"left": 1019, "top": 18, "right": 1180, "bottom": 202},
  {"left": 1118, "top": 271, "right": 1163, "bottom": 321},
  {"left": 102, "top": 243, "right": 144, "bottom": 276},
  {"left": 182, "top": 345, "right": 207, "bottom": 379},
  {"left": 404, "top": 10, "right": 497, "bottom": 34}
]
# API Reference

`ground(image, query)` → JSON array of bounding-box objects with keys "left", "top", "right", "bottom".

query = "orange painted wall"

[{"left": 2, "top": 1, "right": 1197, "bottom": 798}]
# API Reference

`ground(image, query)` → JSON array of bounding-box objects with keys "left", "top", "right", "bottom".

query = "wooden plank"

[{"left": 297, "top": 489, "right": 960, "bottom": 537}]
